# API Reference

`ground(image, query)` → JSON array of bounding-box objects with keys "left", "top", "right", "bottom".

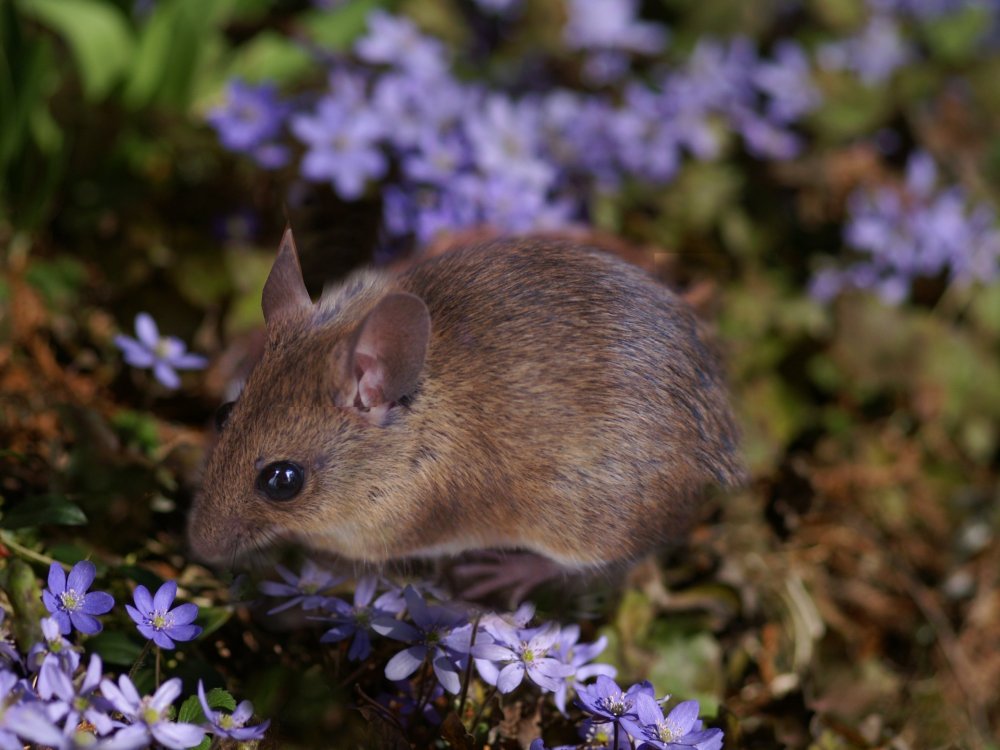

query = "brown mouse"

[{"left": 188, "top": 229, "right": 743, "bottom": 570}]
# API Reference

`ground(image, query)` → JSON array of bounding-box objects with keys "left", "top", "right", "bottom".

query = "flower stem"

[
  {"left": 155, "top": 646, "right": 161, "bottom": 688},
  {"left": 128, "top": 639, "right": 155, "bottom": 682},
  {"left": 458, "top": 613, "right": 482, "bottom": 725},
  {"left": 470, "top": 685, "right": 498, "bottom": 730},
  {"left": 0, "top": 532, "right": 68, "bottom": 570},
  {"left": 614, "top": 720, "right": 620, "bottom": 750}
]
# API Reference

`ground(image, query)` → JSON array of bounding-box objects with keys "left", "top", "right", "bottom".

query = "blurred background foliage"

[{"left": 1, "top": 0, "right": 999, "bottom": 748}]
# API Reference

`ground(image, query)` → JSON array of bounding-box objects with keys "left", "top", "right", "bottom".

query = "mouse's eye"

[
  {"left": 256, "top": 461, "right": 304, "bottom": 502},
  {"left": 214, "top": 401, "right": 235, "bottom": 432}
]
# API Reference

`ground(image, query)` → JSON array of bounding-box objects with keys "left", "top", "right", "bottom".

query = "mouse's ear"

[
  {"left": 263, "top": 227, "right": 311, "bottom": 325},
  {"left": 347, "top": 293, "right": 430, "bottom": 419}
]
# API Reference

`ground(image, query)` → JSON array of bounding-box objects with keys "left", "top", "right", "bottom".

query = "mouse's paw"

[{"left": 450, "top": 551, "right": 563, "bottom": 607}]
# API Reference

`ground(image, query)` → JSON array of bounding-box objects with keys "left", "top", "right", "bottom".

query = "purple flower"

[
  {"left": 471, "top": 620, "right": 575, "bottom": 694},
  {"left": 464, "top": 95, "right": 554, "bottom": 190},
  {"left": 377, "top": 679, "right": 445, "bottom": 726},
  {"left": 550, "top": 624, "right": 616, "bottom": 713},
  {"left": 37, "top": 654, "right": 114, "bottom": 736},
  {"left": 818, "top": 15, "right": 912, "bottom": 85},
  {"left": 370, "top": 71, "right": 470, "bottom": 150},
  {"left": 0, "top": 611, "right": 20, "bottom": 669},
  {"left": 355, "top": 11, "right": 448, "bottom": 79},
  {"left": 623, "top": 695, "right": 723, "bottom": 750},
  {"left": 27, "top": 617, "right": 79, "bottom": 677},
  {"left": 259, "top": 561, "right": 344, "bottom": 614},
  {"left": 371, "top": 586, "right": 470, "bottom": 694},
  {"left": 41, "top": 561, "right": 114, "bottom": 636},
  {"left": 207, "top": 80, "right": 290, "bottom": 168},
  {"left": 114, "top": 312, "right": 207, "bottom": 390},
  {"left": 318, "top": 576, "right": 404, "bottom": 661},
  {"left": 564, "top": 0, "right": 668, "bottom": 54},
  {"left": 125, "top": 580, "right": 202, "bottom": 649},
  {"left": 197, "top": 681, "right": 270, "bottom": 741},
  {"left": 100, "top": 675, "right": 206, "bottom": 749},
  {"left": 291, "top": 77, "right": 387, "bottom": 200},
  {"left": 812, "top": 150, "right": 1000, "bottom": 302},
  {"left": 752, "top": 41, "right": 821, "bottom": 124},
  {"left": 576, "top": 675, "right": 642, "bottom": 728}
]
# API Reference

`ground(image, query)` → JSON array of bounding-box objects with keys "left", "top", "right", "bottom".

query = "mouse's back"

[{"left": 387, "top": 238, "right": 743, "bottom": 565}]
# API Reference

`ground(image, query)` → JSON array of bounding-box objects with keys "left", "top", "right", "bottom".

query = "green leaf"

[
  {"left": 301, "top": 0, "right": 387, "bottom": 51},
  {"left": 87, "top": 631, "right": 144, "bottom": 666},
  {"left": 24, "top": 256, "right": 87, "bottom": 309},
  {"left": 124, "top": 0, "right": 217, "bottom": 109},
  {"left": 17, "top": 0, "right": 134, "bottom": 100},
  {"left": 3, "top": 558, "right": 45, "bottom": 651},
  {"left": 223, "top": 31, "right": 313, "bottom": 85},
  {"left": 0, "top": 494, "right": 87, "bottom": 529},
  {"left": 178, "top": 694, "right": 207, "bottom": 725}
]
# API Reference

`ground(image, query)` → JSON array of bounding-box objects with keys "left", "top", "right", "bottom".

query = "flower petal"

[
  {"left": 371, "top": 615, "right": 420, "bottom": 642},
  {"left": 47, "top": 563, "right": 66, "bottom": 595},
  {"left": 347, "top": 630, "right": 371, "bottom": 661},
  {"left": 135, "top": 313, "right": 160, "bottom": 348},
  {"left": 665, "top": 699, "right": 700, "bottom": 735},
  {"left": 153, "top": 580, "right": 178, "bottom": 612},
  {"left": 385, "top": 646, "right": 426, "bottom": 680},
  {"left": 67, "top": 560, "right": 96, "bottom": 593},
  {"left": 354, "top": 575, "right": 377, "bottom": 607},
  {"left": 151, "top": 678, "right": 183, "bottom": 713},
  {"left": 151, "top": 721, "right": 206, "bottom": 750},
  {"left": 153, "top": 361, "right": 181, "bottom": 389},
  {"left": 165, "top": 623, "right": 202, "bottom": 642},
  {"left": 470, "top": 643, "right": 513, "bottom": 661},
  {"left": 432, "top": 652, "right": 462, "bottom": 694},
  {"left": 81, "top": 590, "right": 115, "bottom": 615},
  {"left": 68, "top": 611, "right": 101, "bottom": 635},
  {"left": 152, "top": 630, "right": 177, "bottom": 649},
  {"left": 496, "top": 662, "right": 525, "bottom": 694},
  {"left": 133, "top": 585, "right": 154, "bottom": 614},
  {"left": 168, "top": 602, "right": 199, "bottom": 626}
]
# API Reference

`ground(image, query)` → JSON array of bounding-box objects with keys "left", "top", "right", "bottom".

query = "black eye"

[
  {"left": 256, "top": 462, "right": 304, "bottom": 502},
  {"left": 214, "top": 401, "right": 235, "bottom": 432}
]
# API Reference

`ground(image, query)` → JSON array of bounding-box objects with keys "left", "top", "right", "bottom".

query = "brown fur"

[{"left": 187, "top": 235, "right": 744, "bottom": 569}]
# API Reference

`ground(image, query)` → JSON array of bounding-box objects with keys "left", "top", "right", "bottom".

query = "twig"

[
  {"left": 458, "top": 613, "right": 482, "bottom": 723},
  {"left": 0, "top": 533, "right": 66, "bottom": 570}
]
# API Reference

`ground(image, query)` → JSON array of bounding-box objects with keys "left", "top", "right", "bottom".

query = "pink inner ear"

[
  {"left": 347, "top": 292, "right": 430, "bottom": 412},
  {"left": 354, "top": 352, "right": 386, "bottom": 409}
]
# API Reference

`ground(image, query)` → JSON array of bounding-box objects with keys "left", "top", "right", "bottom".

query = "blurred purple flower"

[
  {"left": 355, "top": 11, "right": 448, "bottom": 79},
  {"left": 812, "top": 150, "right": 1000, "bottom": 303},
  {"left": 260, "top": 561, "right": 344, "bottom": 614},
  {"left": 473, "top": 0, "right": 522, "bottom": 12},
  {"left": 318, "top": 576, "right": 405, "bottom": 661},
  {"left": 100, "top": 675, "right": 205, "bottom": 749},
  {"left": 623, "top": 695, "right": 723, "bottom": 750},
  {"left": 564, "top": 0, "right": 668, "bottom": 54},
  {"left": 371, "top": 71, "right": 470, "bottom": 150},
  {"left": 41, "top": 561, "right": 114, "bottom": 636},
  {"left": 291, "top": 75, "right": 387, "bottom": 200},
  {"left": 207, "top": 80, "right": 290, "bottom": 168},
  {"left": 37, "top": 654, "right": 114, "bottom": 736},
  {"left": 464, "top": 95, "right": 554, "bottom": 189},
  {"left": 114, "top": 312, "right": 207, "bottom": 390},
  {"left": 125, "top": 580, "right": 202, "bottom": 649},
  {"left": 471, "top": 621, "right": 575, "bottom": 694},
  {"left": 371, "top": 586, "right": 470, "bottom": 694},
  {"left": 0, "top": 611, "right": 20, "bottom": 668},
  {"left": 753, "top": 41, "right": 821, "bottom": 123},
  {"left": 378, "top": 679, "right": 445, "bottom": 726},
  {"left": 27, "top": 617, "right": 79, "bottom": 677},
  {"left": 197, "top": 681, "right": 270, "bottom": 741},
  {"left": 818, "top": 15, "right": 912, "bottom": 85}
]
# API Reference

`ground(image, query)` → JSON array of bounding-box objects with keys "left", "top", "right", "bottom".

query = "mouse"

[{"left": 187, "top": 228, "right": 744, "bottom": 572}]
